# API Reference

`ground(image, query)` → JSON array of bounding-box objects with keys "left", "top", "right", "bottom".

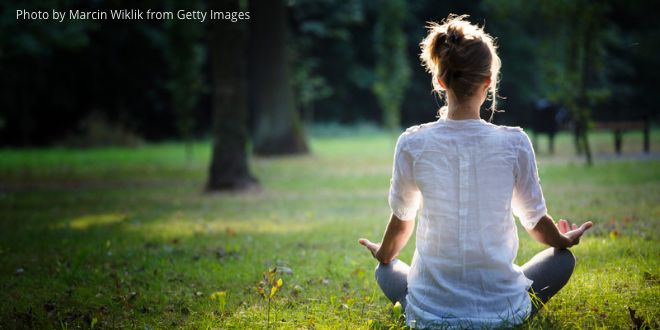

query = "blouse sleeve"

[
  {"left": 512, "top": 132, "right": 548, "bottom": 229},
  {"left": 388, "top": 133, "right": 422, "bottom": 221}
]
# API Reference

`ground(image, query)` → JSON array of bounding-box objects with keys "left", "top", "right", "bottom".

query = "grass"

[{"left": 0, "top": 128, "right": 658, "bottom": 329}]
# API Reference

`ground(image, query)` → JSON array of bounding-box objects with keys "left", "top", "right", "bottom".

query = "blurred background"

[{"left": 2, "top": 0, "right": 657, "bottom": 152}]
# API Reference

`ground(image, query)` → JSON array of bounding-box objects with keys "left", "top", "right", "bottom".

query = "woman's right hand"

[
  {"left": 527, "top": 215, "right": 594, "bottom": 249},
  {"left": 556, "top": 219, "right": 593, "bottom": 247}
]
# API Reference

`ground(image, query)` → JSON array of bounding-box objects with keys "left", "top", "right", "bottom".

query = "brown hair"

[{"left": 419, "top": 14, "right": 501, "bottom": 120}]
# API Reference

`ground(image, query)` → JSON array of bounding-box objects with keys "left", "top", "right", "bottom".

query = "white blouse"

[{"left": 388, "top": 118, "right": 547, "bottom": 329}]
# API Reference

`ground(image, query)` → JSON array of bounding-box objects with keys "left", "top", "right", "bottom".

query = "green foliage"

[
  {"left": 291, "top": 57, "right": 333, "bottom": 123},
  {"left": 486, "top": 0, "right": 622, "bottom": 164},
  {"left": 289, "top": 0, "right": 366, "bottom": 123},
  {"left": 134, "top": 0, "right": 206, "bottom": 157},
  {"left": 373, "top": 0, "right": 411, "bottom": 131},
  {"left": 1, "top": 1, "right": 206, "bottom": 146},
  {"left": 2, "top": 0, "right": 659, "bottom": 147},
  {"left": 58, "top": 111, "right": 143, "bottom": 148},
  {"left": 163, "top": 9, "right": 205, "bottom": 158},
  {"left": 0, "top": 1, "right": 95, "bottom": 59}
]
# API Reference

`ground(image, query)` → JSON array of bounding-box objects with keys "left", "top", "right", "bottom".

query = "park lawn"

[{"left": 0, "top": 129, "right": 658, "bottom": 329}]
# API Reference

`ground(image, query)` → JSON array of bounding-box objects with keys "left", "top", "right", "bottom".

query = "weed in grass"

[
  {"left": 210, "top": 291, "right": 227, "bottom": 316},
  {"left": 256, "top": 267, "right": 284, "bottom": 328},
  {"left": 392, "top": 301, "right": 405, "bottom": 327}
]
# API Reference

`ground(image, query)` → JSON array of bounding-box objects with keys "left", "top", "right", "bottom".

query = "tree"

[
  {"left": 249, "top": 0, "right": 308, "bottom": 155},
  {"left": 486, "top": 0, "right": 615, "bottom": 165},
  {"left": 373, "top": 0, "right": 410, "bottom": 131},
  {"left": 163, "top": 14, "right": 205, "bottom": 159},
  {"left": 537, "top": 1, "right": 611, "bottom": 165},
  {"left": 207, "top": 0, "right": 258, "bottom": 191}
]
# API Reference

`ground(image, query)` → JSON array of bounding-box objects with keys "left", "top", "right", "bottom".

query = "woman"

[{"left": 358, "top": 15, "right": 593, "bottom": 328}]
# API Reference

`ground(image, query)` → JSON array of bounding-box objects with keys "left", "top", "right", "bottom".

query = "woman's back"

[{"left": 390, "top": 118, "right": 546, "bottom": 328}]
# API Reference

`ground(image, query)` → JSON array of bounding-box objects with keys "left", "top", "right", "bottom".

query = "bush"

[{"left": 58, "top": 111, "right": 143, "bottom": 148}]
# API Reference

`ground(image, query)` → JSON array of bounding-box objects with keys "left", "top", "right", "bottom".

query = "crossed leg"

[
  {"left": 373, "top": 247, "right": 576, "bottom": 317},
  {"left": 521, "top": 247, "right": 576, "bottom": 315},
  {"left": 374, "top": 259, "right": 410, "bottom": 309}
]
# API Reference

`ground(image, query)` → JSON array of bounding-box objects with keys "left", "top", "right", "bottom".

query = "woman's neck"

[
  {"left": 445, "top": 91, "right": 483, "bottom": 120},
  {"left": 446, "top": 104, "right": 481, "bottom": 120}
]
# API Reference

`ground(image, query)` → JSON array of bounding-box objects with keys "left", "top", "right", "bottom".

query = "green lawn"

[{"left": 0, "top": 129, "right": 658, "bottom": 329}]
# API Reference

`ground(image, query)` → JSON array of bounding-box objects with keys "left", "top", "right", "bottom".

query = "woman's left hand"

[{"left": 358, "top": 238, "right": 380, "bottom": 260}]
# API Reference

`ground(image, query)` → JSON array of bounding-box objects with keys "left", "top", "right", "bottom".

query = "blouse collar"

[{"left": 441, "top": 118, "right": 488, "bottom": 125}]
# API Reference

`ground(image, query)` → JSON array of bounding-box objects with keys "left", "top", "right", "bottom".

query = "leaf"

[
  {"left": 267, "top": 268, "right": 277, "bottom": 284},
  {"left": 392, "top": 301, "right": 403, "bottom": 320},
  {"left": 269, "top": 286, "right": 278, "bottom": 299},
  {"left": 90, "top": 317, "right": 98, "bottom": 329},
  {"left": 609, "top": 230, "right": 619, "bottom": 240},
  {"left": 353, "top": 267, "right": 366, "bottom": 278},
  {"left": 256, "top": 284, "right": 266, "bottom": 298},
  {"left": 211, "top": 291, "right": 227, "bottom": 314},
  {"left": 210, "top": 291, "right": 225, "bottom": 300}
]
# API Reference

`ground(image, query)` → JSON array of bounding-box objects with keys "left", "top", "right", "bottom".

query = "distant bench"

[{"left": 594, "top": 120, "right": 651, "bottom": 154}]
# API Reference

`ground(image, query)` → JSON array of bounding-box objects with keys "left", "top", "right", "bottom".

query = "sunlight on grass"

[
  {"left": 127, "top": 216, "right": 325, "bottom": 238},
  {"left": 66, "top": 213, "right": 127, "bottom": 230}
]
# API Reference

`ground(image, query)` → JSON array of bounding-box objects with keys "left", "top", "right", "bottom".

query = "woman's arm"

[
  {"left": 527, "top": 214, "right": 593, "bottom": 249},
  {"left": 358, "top": 213, "right": 414, "bottom": 264}
]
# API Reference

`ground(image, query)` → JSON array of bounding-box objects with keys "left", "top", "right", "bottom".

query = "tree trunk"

[
  {"left": 567, "top": 13, "right": 593, "bottom": 165},
  {"left": 249, "top": 0, "right": 308, "bottom": 156},
  {"left": 207, "top": 0, "right": 258, "bottom": 191},
  {"left": 373, "top": 0, "right": 410, "bottom": 133},
  {"left": 578, "top": 14, "right": 596, "bottom": 166}
]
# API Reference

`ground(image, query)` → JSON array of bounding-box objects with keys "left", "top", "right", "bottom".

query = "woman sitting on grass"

[{"left": 358, "top": 14, "right": 593, "bottom": 329}]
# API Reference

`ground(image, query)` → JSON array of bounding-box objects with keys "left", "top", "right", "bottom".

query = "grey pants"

[{"left": 375, "top": 247, "right": 576, "bottom": 316}]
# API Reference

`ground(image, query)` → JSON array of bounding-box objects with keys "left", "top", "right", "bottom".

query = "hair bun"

[
  {"left": 446, "top": 26, "right": 463, "bottom": 45},
  {"left": 448, "top": 32, "right": 460, "bottom": 44}
]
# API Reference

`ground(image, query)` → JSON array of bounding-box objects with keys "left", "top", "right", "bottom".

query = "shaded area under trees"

[{"left": 1, "top": 0, "right": 657, "bottom": 157}]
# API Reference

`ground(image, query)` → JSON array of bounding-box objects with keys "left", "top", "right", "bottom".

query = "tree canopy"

[{"left": 0, "top": 0, "right": 656, "bottom": 147}]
